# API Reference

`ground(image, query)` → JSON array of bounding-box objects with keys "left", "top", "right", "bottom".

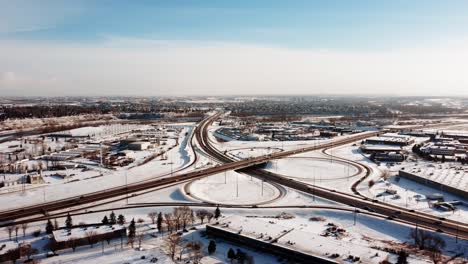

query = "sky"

[{"left": 1, "top": 0, "right": 468, "bottom": 97}]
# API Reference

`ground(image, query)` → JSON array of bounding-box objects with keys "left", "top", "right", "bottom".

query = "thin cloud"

[{"left": 0, "top": 38, "right": 467, "bottom": 97}]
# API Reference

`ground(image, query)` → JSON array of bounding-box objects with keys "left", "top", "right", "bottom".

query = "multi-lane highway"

[
  {"left": 1, "top": 113, "right": 467, "bottom": 242},
  {"left": 196, "top": 113, "right": 468, "bottom": 241},
  {"left": 0, "top": 113, "right": 379, "bottom": 224}
]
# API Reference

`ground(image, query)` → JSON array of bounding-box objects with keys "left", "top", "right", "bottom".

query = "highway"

[
  {"left": 1, "top": 113, "right": 467, "bottom": 241},
  {"left": 196, "top": 113, "right": 468, "bottom": 241},
  {"left": 0, "top": 113, "right": 381, "bottom": 224}
]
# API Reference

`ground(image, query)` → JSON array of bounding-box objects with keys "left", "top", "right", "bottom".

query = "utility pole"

[
  {"left": 261, "top": 180, "right": 264, "bottom": 196},
  {"left": 99, "top": 143, "right": 103, "bottom": 176},
  {"left": 236, "top": 174, "right": 239, "bottom": 197},
  {"left": 353, "top": 207, "right": 357, "bottom": 225},
  {"left": 170, "top": 153, "right": 174, "bottom": 177},
  {"left": 125, "top": 171, "right": 128, "bottom": 205},
  {"left": 313, "top": 172, "right": 316, "bottom": 202}
]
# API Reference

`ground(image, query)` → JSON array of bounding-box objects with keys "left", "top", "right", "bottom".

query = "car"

[{"left": 363, "top": 207, "right": 375, "bottom": 213}]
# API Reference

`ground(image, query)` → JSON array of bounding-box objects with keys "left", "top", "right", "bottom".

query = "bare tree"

[
  {"left": 148, "top": 212, "right": 158, "bottom": 224},
  {"left": 163, "top": 234, "right": 181, "bottom": 260},
  {"left": 174, "top": 206, "right": 193, "bottom": 230},
  {"left": 85, "top": 230, "right": 98, "bottom": 248},
  {"left": 136, "top": 232, "right": 145, "bottom": 249},
  {"left": 187, "top": 240, "right": 204, "bottom": 264},
  {"left": 164, "top": 213, "right": 175, "bottom": 233},
  {"left": 14, "top": 225, "right": 20, "bottom": 241},
  {"left": 427, "top": 235, "right": 446, "bottom": 264},
  {"left": 196, "top": 210, "right": 209, "bottom": 224},
  {"left": 127, "top": 236, "right": 135, "bottom": 248},
  {"left": 206, "top": 212, "right": 214, "bottom": 223},
  {"left": 19, "top": 243, "right": 38, "bottom": 261},
  {"left": 5, "top": 225, "right": 14, "bottom": 240},
  {"left": 21, "top": 223, "right": 28, "bottom": 237},
  {"left": 67, "top": 237, "right": 78, "bottom": 252},
  {"left": 410, "top": 229, "right": 446, "bottom": 258}
]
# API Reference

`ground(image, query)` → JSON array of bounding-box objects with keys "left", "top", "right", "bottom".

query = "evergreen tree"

[
  {"left": 117, "top": 214, "right": 126, "bottom": 225},
  {"left": 208, "top": 240, "right": 216, "bottom": 255},
  {"left": 45, "top": 219, "right": 54, "bottom": 234},
  {"left": 109, "top": 211, "right": 117, "bottom": 225},
  {"left": 156, "top": 212, "right": 163, "bottom": 233},
  {"left": 128, "top": 218, "right": 136, "bottom": 238},
  {"left": 214, "top": 205, "right": 221, "bottom": 220},
  {"left": 396, "top": 250, "right": 409, "bottom": 264},
  {"left": 65, "top": 213, "right": 73, "bottom": 229},
  {"left": 102, "top": 215, "right": 109, "bottom": 225},
  {"left": 227, "top": 248, "right": 236, "bottom": 263}
]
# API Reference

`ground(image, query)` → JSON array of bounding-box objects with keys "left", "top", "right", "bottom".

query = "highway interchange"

[{"left": 0, "top": 112, "right": 467, "bottom": 243}]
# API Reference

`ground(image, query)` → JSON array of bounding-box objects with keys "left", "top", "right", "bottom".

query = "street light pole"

[
  {"left": 353, "top": 207, "right": 357, "bottom": 225},
  {"left": 125, "top": 171, "right": 128, "bottom": 205},
  {"left": 236, "top": 174, "right": 239, "bottom": 197},
  {"left": 261, "top": 180, "right": 264, "bottom": 196}
]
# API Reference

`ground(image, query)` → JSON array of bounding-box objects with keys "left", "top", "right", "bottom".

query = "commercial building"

[
  {"left": 365, "top": 133, "right": 414, "bottom": 146},
  {"left": 52, "top": 224, "right": 126, "bottom": 250},
  {"left": 206, "top": 216, "right": 339, "bottom": 264},
  {"left": 128, "top": 141, "right": 151, "bottom": 151}
]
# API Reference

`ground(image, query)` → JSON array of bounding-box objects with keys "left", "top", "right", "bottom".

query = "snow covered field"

[
  {"left": 186, "top": 171, "right": 281, "bottom": 205},
  {"left": 264, "top": 157, "right": 359, "bottom": 188}
]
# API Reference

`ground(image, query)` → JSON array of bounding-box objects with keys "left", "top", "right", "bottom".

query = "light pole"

[
  {"left": 236, "top": 174, "right": 239, "bottom": 197},
  {"left": 313, "top": 170, "right": 316, "bottom": 202},
  {"left": 125, "top": 171, "right": 128, "bottom": 205},
  {"left": 261, "top": 180, "right": 264, "bottom": 196},
  {"left": 353, "top": 206, "right": 358, "bottom": 225}
]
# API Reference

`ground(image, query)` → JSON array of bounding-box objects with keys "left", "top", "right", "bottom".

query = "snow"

[
  {"left": 400, "top": 162, "right": 468, "bottom": 193},
  {"left": 0, "top": 126, "right": 196, "bottom": 210},
  {"left": 187, "top": 171, "right": 281, "bottom": 205},
  {"left": 370, "top": 176, "right": 468, "bottom": 224},
  {"left": 264, "top": 157, "right": 359, "bottom": 184},
  {"left": 53, "top": 225, "right": 125, "bottom": 242}
]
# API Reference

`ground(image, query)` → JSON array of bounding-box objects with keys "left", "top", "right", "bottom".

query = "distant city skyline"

[{"left": 1, "top": 1, "right": 468, "bottom": 96}]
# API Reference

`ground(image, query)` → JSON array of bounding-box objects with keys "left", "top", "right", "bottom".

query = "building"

[
  {"left": 420, "top": 144, "right": 456, "bottom": 156},
  {"left": 206, "top": 216, "right": 339, "bottom": 264},
  {"left": 52, "top": 224, "right": 126, "bottom": 250},
  {"left": 360, "top": 144, "right": 403, "bottom": 154},
  {"left": 372, "top": 152, "right": 406, "bottom": 162},
  {"left": 128, "top": 141, "right": 151, "bottom": 151},
  {"left": 365, "top": 133, "right": 414, "bottom": 146},
  {"left": 27, "top": 173, "right": 45, "bottom": 184}
]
